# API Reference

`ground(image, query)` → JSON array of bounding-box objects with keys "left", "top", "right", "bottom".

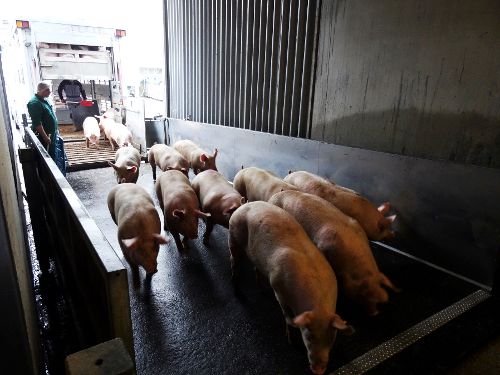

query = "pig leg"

[
  {"left": 151, "top": 162, "right": 156, "bottom": 181},
  {"left": 171, "top": 231, "right": 184, "bottom": 252},
  {"left": 380, "top": 273, "right": 400, "bottom": 293},
  {"left": 228, "top": 232, "right": 243, "bottom": 285},
  {"left": 203, "top": 219, "right": 214, "bottom": 247},
  {"left": 273, "top": 292, "right": 299, "bottom": 345},
  {"left": 123, "top": 252, "right": 140, "bottom": 289}
]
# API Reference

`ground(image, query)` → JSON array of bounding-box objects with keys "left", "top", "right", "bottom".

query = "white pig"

[
  {"left": 284, "top": 171, "right": 396, "bottom": 240},
  {"left": 192, "top": 169, "right": 244, "bottom": 246},
  {"left": 269, "top": 190, "right": 399, "bottom": 315},
  {"left": 82, "top": 116, "right": 100, "bottom": 148},
  {"left": 109, "top": 146, "right": 141, "bottom": 184},
  {"left": 173, "top": 139, "right": 218, "bottom": 174},
  {"left": 233, "top": 167, "right": 298, "bottom": 202},
  {"left": 109, "top": 123, "right": 133, "bottom": 150},
  {"left": 107, "top": 183, "right": 168, "bottom": 277},
  {"left": 148, "top": 143, "right": 189, "bottom": 181},
  {"left": 229, "top": 201, "right": 353, "bottom": 375},
  {"left": 155, "top": 170, "right": 211, "bottom": 251}
]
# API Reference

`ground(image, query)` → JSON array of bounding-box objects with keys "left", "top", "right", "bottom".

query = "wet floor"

[{"left": 66, "top": 164, "right": 478, "bottom": 375}]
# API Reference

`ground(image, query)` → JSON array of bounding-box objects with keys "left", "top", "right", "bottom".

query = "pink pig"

[
  {"left": 269, "top": 190, "right": 399, "bottom": 315},
  {"left": 109, "top": 146, "right": 141, "bottom": 184},
  {"left": 107, "top": 183, "right": 168, "bottom": 278},
  {"left": 148, "top": 143, "right": 189, "bottom": 181},
  {"left": 173, "top": 139, "right": 218, "bottom": 174},
  {"left": 229, "top": 201, "right": 354, "bottom": 374},
  {"left": 233, "top": 167, "right": 298, "bottom": 202},
  {"left": 285, "top": 171, "right": 396, "bottom": 240},
  {"left": 155, "top": 170, "right": 211, "bottom": 251},
  {"left": 192, "top": 169, "right": 244, "bottom": 246}
]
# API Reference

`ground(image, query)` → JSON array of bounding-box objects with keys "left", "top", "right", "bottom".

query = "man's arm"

[
  {"left": 57, "top": 80, "right": 67, "bottom": 102},
  {"left": 35, "top": 125, "right": 51, "bottom": 145},
  {"left": 27, "top": 102, "right": 51, "bottom": 145}
]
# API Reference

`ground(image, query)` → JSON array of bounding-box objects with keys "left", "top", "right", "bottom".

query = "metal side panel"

[
  {"left": 22, "top": 129, "right": 134, "bottom": 358},
  {"left": 167, "top": 118, "right": 500, "bottom": 290}
]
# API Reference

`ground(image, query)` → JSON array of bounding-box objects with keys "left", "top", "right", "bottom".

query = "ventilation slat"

[{"left": 165, "top": 0, "right": 320, "bottom": 138}]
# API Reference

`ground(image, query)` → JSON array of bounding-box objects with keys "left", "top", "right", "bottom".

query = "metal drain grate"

[{"left": 332, "top": 289, "right": 491, "bottom": 375}]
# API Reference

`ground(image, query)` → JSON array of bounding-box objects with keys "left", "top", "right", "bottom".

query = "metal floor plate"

[{"left": 332, "top": 290, "right": 491, "bottom": 375}]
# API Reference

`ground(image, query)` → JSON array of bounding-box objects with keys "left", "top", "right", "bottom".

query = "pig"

[
  {"left": 233, "top": 167, "right": 298, "bottom": 202},
  {"left": 191, "top": 169, "right": 244, "bottom": 246},
  {"left": 109, "top": 146, "right": 141, "bottom": 184},
  {"left": 284, "top": 171, "right": 396, "bottom": 240},
  {"left": 109, "top": 123, "right": 133, "bottom": 150},
  {"left": 107, "top": 183, "right": 168, "bottom": 278},
  {"left": 148, "top": 143, "right": 189, "bottom": 181},
  {"left": 155, "top": 170, "right": 211, "bottom": 251},
  {"left": 95, "top": 114, "right": 116, "bottom": 142},
  {"left": 173, "top": 139, "right": 218, "bottom": 174},
  {"left": 229, "top": 201, "right": 353, "bottom": 374},
  {"left": 82, "top": 116, "right": 100, "bottom": 148},
  {"left": 269, "top": 190, "right": 399, "bottom": 315}
]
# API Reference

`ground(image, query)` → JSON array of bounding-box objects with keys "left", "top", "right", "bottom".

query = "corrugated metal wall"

[{"left": 165, "top": 0, "right": 321, "bottom": 138}]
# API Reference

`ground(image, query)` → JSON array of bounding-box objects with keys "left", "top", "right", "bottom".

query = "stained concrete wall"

[{"left": 311, "top": 0, "right": 500, "bottom": 168}]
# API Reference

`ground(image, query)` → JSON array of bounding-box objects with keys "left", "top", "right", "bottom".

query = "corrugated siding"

[{"left": 165, "top": 0, "right": 320, "bottom": 138}]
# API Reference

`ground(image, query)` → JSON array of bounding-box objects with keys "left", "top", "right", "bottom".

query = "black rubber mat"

[{"left": 67, "top": 166, "right": 485, "bottom": 375}]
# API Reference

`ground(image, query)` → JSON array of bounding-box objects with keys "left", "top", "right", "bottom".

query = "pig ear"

[
  {"left": 121, "top": 237, "right": 139, "bottom": 251},
  {"left": 152, "top": 233, "right": 169, "bottom": 245},
  {"left": 108, "top": 161, "right": 119, "bottom": 170},
  {"left": 292, "top": 311, "right": 314, "bottom": 328},
  {"left": 195, "top": 209, "right": 211, "bottom": 219},
  {"left": 200, "top": 154, "right": 209, "bottom": 162},
  {"left": 378, "top": 202, "right": 391, "bottom": 215},
  {"left": 127, "top": 165, "right": 138, "bottom": 174},
  {"left": 223, "top": 204, "right": 239, "bottom": 216},
  {"left": 331, "top": 315, "right": 355, "bottom": 335},
  {"left": 387, "top": 214, "right": 396, "bottom": 223},
  {"left": 172, "top": 209, "right": 186, "bottom": 219}
]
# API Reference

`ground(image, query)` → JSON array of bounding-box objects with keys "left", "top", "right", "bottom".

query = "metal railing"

[{"left": 20, "top": 128, "right": 134, "bottom": 360}]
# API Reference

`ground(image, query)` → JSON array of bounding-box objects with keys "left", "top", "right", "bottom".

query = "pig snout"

[{"left": 310, "top": 364, "right": 327, "bottom": 375}]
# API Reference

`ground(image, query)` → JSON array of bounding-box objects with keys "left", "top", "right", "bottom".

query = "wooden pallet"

[{"left": 65, "top": 140, "right": 116, "bottom": 171}]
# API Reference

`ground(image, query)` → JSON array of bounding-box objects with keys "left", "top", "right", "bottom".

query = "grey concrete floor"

[{"left": 66, "top": 164, "right": 496, "bottom": 375}]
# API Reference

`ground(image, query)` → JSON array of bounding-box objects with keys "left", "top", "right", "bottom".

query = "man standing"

[
  {"left": 27, "top": 82, "right": 58, "bottom": 157},
  {"left": 57, "top": 79, "right": 87, "bottom": 104},
  {"left": 27, "top": 82, "right": 66, "bottom": 175}
]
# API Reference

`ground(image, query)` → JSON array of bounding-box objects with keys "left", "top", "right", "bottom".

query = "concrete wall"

[
  {"left": 311, "top": 0, "right": 500, "bottom": 168},
  {"left": 0, "top": 50, "right": 39, "bottom": 374}
]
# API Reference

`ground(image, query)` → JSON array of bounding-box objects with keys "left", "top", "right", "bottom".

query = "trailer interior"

[{"left": 1, "top": 1, "right": 499, "bottom": 375}]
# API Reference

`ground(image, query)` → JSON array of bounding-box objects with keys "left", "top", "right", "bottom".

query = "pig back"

[
  {"left": 192, "top": 170, "right": 235, "bottom": 203},
  {"left": 108, "top": 184, "right": 159, "bottom": 230},
  {"left": 155, "top": 170, "right": 198, "bottom": 207},
  {"left": 230, "top": 202, "right": 334, "bottom": 280},
  {"left": 115, "top": 146, "right": 141, "bottom": 165},
  {"left": 270, "top": 190, "right": 379, "bottom": 277},
  {"left": 173, "top": 140, "right": 202, "bottom": 162},
  {"left": 234, "top": 167, "right": 298, "bottom": 202}
]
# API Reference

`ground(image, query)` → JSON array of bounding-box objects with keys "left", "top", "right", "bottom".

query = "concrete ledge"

[{"left": 65, "top": 338, "right": 134, "bottom": 375}]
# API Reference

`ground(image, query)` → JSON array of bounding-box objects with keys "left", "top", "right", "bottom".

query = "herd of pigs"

[{"left": 91, "top": 124, "right": 397, "bottom": 374}]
